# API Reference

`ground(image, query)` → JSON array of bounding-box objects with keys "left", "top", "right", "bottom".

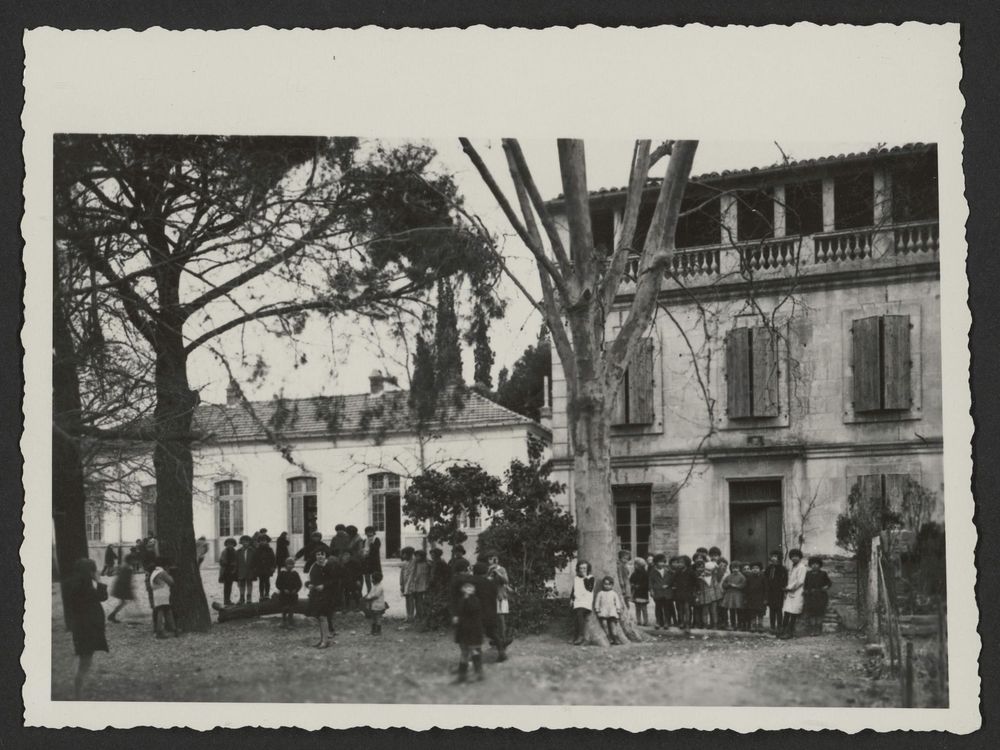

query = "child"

[
  {"left": 721, "top": 560, "right": 747, "bottom": 630},
  {"left": 714, "top": 558, "right": 730, "bottom": 628},
  {"left": 695, "top": 558, "right": 719, "bottom": 629},
  {"left": 803, "top": 556, "right": 832, "bottom": 636},
  {"left": 399, "top": 547, "right": 416, "bottom": 623},
  {"left": 275, "top": 557, "right": 303, "bottom": 628},
  {"left": 594, "top": 576, "right": 624, "bottom": 645},
  {"left": 691, "top": 552, "right": 708, "bottom": 627},
  {"left": 764, "top": 549, "right": 788, "bottom": 634},
  {"left": 255, "top": 537, "right": 277, "bottom": 601},
  {"left": 487, "top": 553, "right": 511, "bottom": 654},
  {"left": 671, "top": 556, "right": 697, "bottom": 633},
  {"left": 744, "top": 561, "right": 767, "bottom": 632},
  {"left": 648, "top": 554, "right": 670, "bottom": 629},
  {"left": 569, "top": 560, "right": 595, "bottom": 645},
  {"left": 236, "top": 535, "right": 256, "bottom": 604},
  {"left": 406, "top": 549, "right": 431, "bottom": 623},
  {"left": 306, "top": 548, "right": 333, "bottom": 648},
  {"left": 362, "top": 571, "right": 388, "bottom": 635},
  {"left": 452, "top": 581, "right": 485, "bottom": 683},
  {"left": 629, "top": 557, "right": 650, "bottom": 626},
  {"left": 219, "top": 537, "right": 236, "bottom": 607},
  {"left": 149, "top": 557, "right": 178, "bottom": 639},
  {"left": 616, "top": 550, "right": 633, "bottom": 606},
  {"left": 779, "top": 548, "right": 807, "bottom": 639},
  {"left": 106, "top": 559, "right": 134, "bottom": 623}
]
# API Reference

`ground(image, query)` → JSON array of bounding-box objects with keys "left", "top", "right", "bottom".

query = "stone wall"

[{"left": 823, "top": 556, "right": 860, "bottom": 631}]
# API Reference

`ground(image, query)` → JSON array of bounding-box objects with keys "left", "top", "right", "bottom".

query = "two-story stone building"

[{"left": 547, "top": 144, "right": 942, "bottom": 573}]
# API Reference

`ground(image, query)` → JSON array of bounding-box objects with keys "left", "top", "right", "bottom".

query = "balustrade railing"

[
  {"left": 616, "top": 221, "right": 937, "bottom": 293},
  {"left": 893, "top": 221, "right": 940, "bottom": 255},
  {"left": 814, "top": 227, "right": 875, "bottom": 264},
  {"left": 739, "top": 236, "right": 802, "bottom": 272}
]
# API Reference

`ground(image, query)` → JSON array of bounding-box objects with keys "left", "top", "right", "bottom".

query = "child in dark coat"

[
  {"left": 275, "top": 557, "right": 303, "bottom": 628},
  {"left": 255, "top": 540, "right": 277, "bottom": 601},
  {"left": 236, "top": 535, "right": 256, "bottom": 604},
  {"left": 671, "top": 556, "right": 698, "bottom": 632},
  {"left": 648, "top": 554, "right": 673, "bottom": 629},
  {"left": 764, "top": 550, "right": 789, "bottom": 633},
  {"left": 743, "top": 561, "right": 767, "bottom": 632},
  {"left": 218, "top": 537, "right": 238, "bottom": 606},
  {"left": 629, "top": 558, "right": 650, "bottom": 626},
  {"left": 451, "top": 580, "right": 486, "bottom": 683},
  {"left": 803, "top": 556, "right": 833, "bottom": 636}
]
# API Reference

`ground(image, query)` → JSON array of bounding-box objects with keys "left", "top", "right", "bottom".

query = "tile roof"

[
  {"left": 192, "top": 386, "right": 541, "bottom": 444},
  {"left": 551, "top": 143, "right": 935, "bottom": 204}
]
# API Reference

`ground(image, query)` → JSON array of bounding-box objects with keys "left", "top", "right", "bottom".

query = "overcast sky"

[{"left": 189, "top": 139, "right": 883, "bottom": 404}]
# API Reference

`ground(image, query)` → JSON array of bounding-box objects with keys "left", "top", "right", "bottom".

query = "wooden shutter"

[
  {"left": 884, "top": 474, "right": 909, "bottom": 515},
  {"left": 606, "top": 343, "right": 628, "bottom": 426},
  {"left": 858, "top": 474, "right": 884, "bottom": 515},
  {"left": 726, "top": 328, "right": 752, "bottom": 418},
  {"left": 752, "top": 326, "right": 780, "bottom": 417},
  {"left": 852, "top": 316, "right": 881, "bottom": 412},
  {"left": 628, "top": 338, "right": 655, "bottom": 424},
  {"left": 882, "top": 315, "right": 912, "bottom": 410}
]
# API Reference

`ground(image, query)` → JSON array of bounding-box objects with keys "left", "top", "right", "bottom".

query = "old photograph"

[{"left": 22, "top": 26, "right": 975, "bottom": 731}]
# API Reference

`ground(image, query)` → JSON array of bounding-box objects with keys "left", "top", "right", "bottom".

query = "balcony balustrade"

[{"left": 616, "top": 220, "right": 939, "bottom": 295}]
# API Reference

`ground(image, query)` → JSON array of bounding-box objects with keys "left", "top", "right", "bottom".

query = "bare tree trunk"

[
  {"left": 52, "top": 294, "right": 89, "bottom": 628},
  {"left": 153, "top": 311, "right": 211, "bottom": 632},
  {"left": 571, "top": 387, "right": 646, "bottom": 645}
]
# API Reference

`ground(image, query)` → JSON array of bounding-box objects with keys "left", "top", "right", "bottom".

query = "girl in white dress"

[{"left": 779, "top": 548, "right": 807, "bottom": 639}]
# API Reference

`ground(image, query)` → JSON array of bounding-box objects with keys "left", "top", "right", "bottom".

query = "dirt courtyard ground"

[{"left": 50, "top": 571, "right": 904, "bottom": 707}]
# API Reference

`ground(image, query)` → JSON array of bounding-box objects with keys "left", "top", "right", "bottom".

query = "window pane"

[
  {"left": 305, "top": 477, "right": 317, "bottom": 492},
  {"left": 233, "top": 497, "right": 243, "bottom": 536},
  {"left": 371, "top": 494, "right": 386, "bottom": 531},
  {"left": 387, "top": 474, "right": 400, "bottom": 489},
  {"left": 219, "top": 501, "right": 230, "bottom": 537},
  {"left": 369, "top": 475, "right": 382, "bottom": 490},
  {"left": 218, "top": 482, "right": 229, "bottom": 496}
]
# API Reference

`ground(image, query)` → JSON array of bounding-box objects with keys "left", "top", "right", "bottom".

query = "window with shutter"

[
  {"left": 852, "top": 316, "right": 882, "bottom": 412},
  {"left": 852, "top": 314, "right": 911, "bottom": 413},
  {"left": 882, "top": 315, "right": 912, "bottom": 409},
  {"left": 609, "top": 338, "right": 655, "bottom": 426},
  {"left": 752, "top": 326, "right": 780, "bottom": 417},
  {"left": 858, "top": 474, "right": 885, "bottom": 515},
  {"left": 628, "top": 338, "right": 655, "bottom": 424},
  {"left": 726, "top": 328, "right": 752, "bottom": 418}
]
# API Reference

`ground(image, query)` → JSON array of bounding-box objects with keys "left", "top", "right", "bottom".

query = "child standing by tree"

[
  {"left": 593, "top": 576, "right": 625, "bottom": 645},
  {"left": 149, "top": 557, "right": 179, "bottom": 639},
  {"left": 803, "top": 556, "right": 832, "bottom": 636},
  {"left": 362, "top": 571, "right": 388, "bottom": 635},
  {"left": 569, "top": 560, "right": 595, "bottom": 645},
  {"left": 275, "top": 557, "right": 302, "bottom": 629},
  {"left": 451, "top": 581, "right": 485, "bottom": 683},
  {"left": 629, "top": 557, "right": 649, "bottom": 626}
]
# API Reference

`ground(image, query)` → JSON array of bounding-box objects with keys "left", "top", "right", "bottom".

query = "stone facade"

[{"left": 548, "top": 145, "right": 943, "bottom": 616}]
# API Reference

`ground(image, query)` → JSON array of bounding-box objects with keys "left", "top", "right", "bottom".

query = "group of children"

[{"left": 571, "top": 546, "right": 833, "bottom": 642}]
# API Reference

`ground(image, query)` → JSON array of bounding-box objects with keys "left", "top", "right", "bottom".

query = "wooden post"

[
  {"left": 903, "top": 639, "right": 915, "bottom": 707},
  {"left": 867, "top": 537, "right": 881, "bottom": 640}
]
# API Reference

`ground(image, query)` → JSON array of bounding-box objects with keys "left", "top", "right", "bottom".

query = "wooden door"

[{"left": 731, "top": 505, "right": 767, "bottom": 564}]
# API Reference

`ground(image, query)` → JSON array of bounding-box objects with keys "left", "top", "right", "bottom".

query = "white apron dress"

[{"left": 782, "top": 560, "right": 807, "bottom": 615}]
